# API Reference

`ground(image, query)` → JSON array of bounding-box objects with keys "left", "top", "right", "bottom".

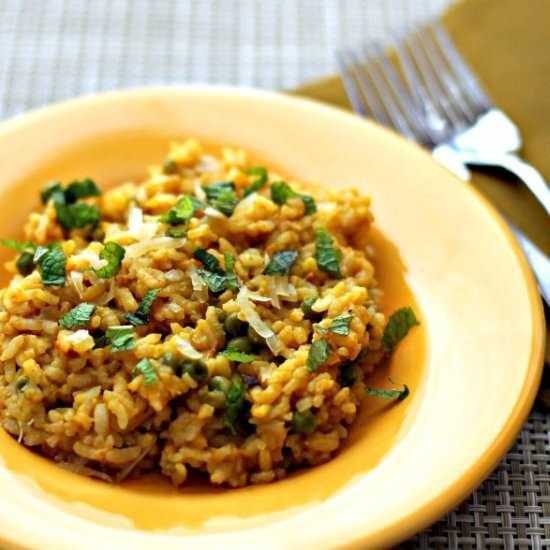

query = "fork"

[{"left": 337, "top": 22, "right": 550, "bottom": 306}]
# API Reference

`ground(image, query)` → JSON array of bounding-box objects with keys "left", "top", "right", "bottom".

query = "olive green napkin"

[{"left": 292, "top": 0, "right": 550, "bottom": 383}]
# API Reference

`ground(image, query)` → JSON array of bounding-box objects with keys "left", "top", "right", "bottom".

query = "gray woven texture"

[{"left": 1, "top": 1, "right": 549, "bottom": 549}]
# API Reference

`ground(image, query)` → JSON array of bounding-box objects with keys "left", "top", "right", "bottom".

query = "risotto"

[{"left": 0, "top": 139, "right": 417, "bottom": 487}]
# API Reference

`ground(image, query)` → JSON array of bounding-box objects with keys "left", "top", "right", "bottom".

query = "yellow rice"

[{"left": 0, "top": 139, "right": 387, "bottom": 487}]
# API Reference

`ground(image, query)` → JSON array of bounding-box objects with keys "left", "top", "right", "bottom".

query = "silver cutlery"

[{"left": 337, "top": 22, "right": 550, "bottom": 306}]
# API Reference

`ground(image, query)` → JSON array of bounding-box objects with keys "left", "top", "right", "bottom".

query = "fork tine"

[
  {"left": 406, "top": 31, "right": 466, "bottom": 129},
  {"left": 430, "top": 21, "right": 492, "bottom": 111},
  {"left": 368, "top": 42, "right": 435, "bottom": 146},
  {"left": 358, "top": 45, "right": 417, "bottom": 141},
  {"left": 417, "top": 29, "right": 477, "bottom": 124},
  {"left": 347, "top": 51, "right": 391, "bottom": 127},
  {"left": 336, "top": 51, "right": 370, "bottom": 118},
  {"left": 392, "top": 34, "right": 450, "bottom": 142}
]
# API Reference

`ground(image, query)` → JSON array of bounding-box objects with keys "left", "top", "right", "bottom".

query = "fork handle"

[{"left": 458, "top": 151, "right": 550, "bottom": 218}]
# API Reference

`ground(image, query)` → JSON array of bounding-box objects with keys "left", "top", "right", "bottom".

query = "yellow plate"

[{"left": 0, "top": 87, "right": 544, "bottom": 549}]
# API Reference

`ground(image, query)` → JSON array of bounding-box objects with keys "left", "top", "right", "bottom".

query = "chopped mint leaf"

[
  {"left": 300, "top": 295, "right": 319, "bottom": 320},
  {"left": 56, "top": 202, "right": 101, "bottom": 230},
  {"left": 328, "top": 314, "right": 353, "bottom": 336},
  {"left": 40, "top": 181, "right": 64, "bottom": 204},
  {"left": 204, "top": 181, "right": 239, "bottom": 216},
  {"left": 34, "top": 243, "right": 66, "bottom": 286},
  {"left": 1, "top": 239, "right": 37, "bottom": 252},
  {"left": 193, "top": 248, "right": 223, "bottom": 273},
  {"left": 270, "top": 182, "right": 316, "bottom": 215},
  {"left": 64, "top": 179, "right": 101, "bottom": 203},
  {"left": 301, "top": 195, "right": 317, "bottom": 215},
  {"left": 270, "top": 181, "right": 297, "bottom": 205},
  {"left": 105, "top": 325, "right": 135, "bottom": 352},
  {"left": 220, "top": 348, "right": 256, "bottom": 363},
  {"left": 263, "top": 250, "right": 298, "bottom": 275},
  {"left": 306, "top": 339, "right": 332, "bottom": 372},
  {"left": 132, "top": 357, "right": 158, "bottom": 385},
  {"left": 224, "top": 379, "right": 245, "bottom": 435},
  {"left": 366, "top": 378, "right": 409, "bottom": 401},
  {"left": 95, "top": 242, "right": 125, "bottom": 279},
  {"left": 159, "top": 195, "right": 195, "bottom": 225},
  {"left": 224, "top": 252, "right": 239, "bottom": 291},
  {"left": 197, "top": 268, "right": 228, "bottom": 293},
  {"left": 59, "top": 303, "right": 96, "bottom": 329},
  {"left": 244, "top": 166, "right": 268, "bottom": 197},
  {"left": 383, "top": 307, "right": 419, "bottom": 351},
  {"left": 315, "top": 228, "right": 342, "bottom": 278},
  {"left": 125, "top": 288, "right": 160, "bottom": 326}
]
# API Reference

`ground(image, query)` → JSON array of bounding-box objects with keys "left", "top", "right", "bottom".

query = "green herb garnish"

[
  {"left": 315, "top": 227, "right": 342, "bottom": 278},
  {"left": 64, "top": 179, "right": 101, "bottom": 203},
  {"left": 366, "top": 378, "right": 409, "bottom": 401},
  {"left": 327, "top": 314, "right": 353, "bottom": 336},
  {"left": 224, "top": 379, "right": 245, "bottom": 435},
  {"left": 270, "top": 182, "right": 316, "bottom": 214},
  {"left": 33, "top": 243, "right": 66, "bottom": 286},
  {"left": 125, "top": 289, "right": 160, "bottom": 326},
  {"left": 263, "top": 250, "right": 298, "bottom": 276},
  {"left": 224, "top": 252, "right": 239, "bottom": 291},
  {"left": 40, "top": 181, "right": 63, "bottom": 204},
  {"left": 219, "top": 348, "right": 257, "bottom": 363},
  {"left": 244, "top": 166, "right": 268, "bottom": 197},
  {"left": 194, "top": 249, "right": 238, "bottom": 293},
  {"left": 132, "top": 358, "right": 158, "bottom": 385},
  {"left": 1, "top": 240, "right": 37, "bottom": 252},
  {"left": 159, "top": 196, "right": 195, "bottom": 225},
  {"left": 306, "top": 339, "right": 332, "bottom": 372},
  {"left": 300, "top": 194, "right": 317, "bottom": 215},
  {"left": 197, "top": 269, "right": 228, "bottom": 293},
  {"left": 204, "top": 181, "right": 239, "bottom": 216},
  {"left": 300, "top": 295, "right": 319, "bottom": 320},
  {"left": 382, "top": 307, "right": 419, "bottom": 351},
  {"left": 59, "top": 303, "right": 96, "bottom": 329},
  {"left": 270, "top": 181, "right": 296, "bottom": 205},
  {"left": 105, "top": 326, "right": 135, "bottom": 352},
  {"left": 193, "top": 248, "right": 223, "bottom": 273},
  {"left": 95, "top": 242, "right": 125, "bottom": 279},
  {"left": 56, "top": 203, "right": 101, "bottom": 230},
  {"left": 41, "top": 179, "right": 102, "bottom": 230}
]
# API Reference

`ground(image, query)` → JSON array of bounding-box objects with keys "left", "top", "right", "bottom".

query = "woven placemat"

[{"left": 1, "top": 1, "right": 549, "bottom": 549}]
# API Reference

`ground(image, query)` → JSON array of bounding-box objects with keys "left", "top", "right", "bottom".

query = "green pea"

[
  {"left": 340, "top": 363, "right": 358, "bottom": 386},
  {"left": 226, "top": 336, "right": 252, "bottom": 354},
  {"left": 161, "top": 352, "right": 179, "bottom": 369},
  {"left": 205, "top": 390, "right": 226, "bottom": 409},
  {"left": 224, "top": 312, "right": 245, "bottom": 336},
  {"left": 180, "top": 360, "right": 208, "bottom": 383},
  {"left": 292, "top": 410, "right": 316, "bottom": 435},
  {"left": 247, "top": 325, "right": 265, "bottom": 346},
  {"left": 16, "top": 252, "right": 34, "bottom": 276},
  {"left": 14, "top": 376, "right": 29, "bottom": 391},
  {"left": 209, "top": 375, "right": 231, "bottom": 394},
  {"left": 162, "top": 159, "right": 179, "bottom": 174},
  {"left": 300, "top": 295, "right": 319, "bottom": 320}
]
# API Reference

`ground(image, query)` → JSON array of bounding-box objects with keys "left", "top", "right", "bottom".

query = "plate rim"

[{"left": 0, "top": 85, "right": 545, "bottom": 549}]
